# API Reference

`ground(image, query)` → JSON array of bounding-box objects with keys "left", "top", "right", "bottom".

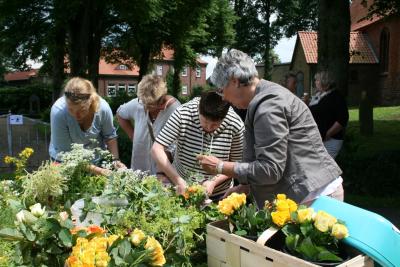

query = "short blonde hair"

[
  {"left": 137, "top": 74, "right": 167, "bottom": 105},
  {"left": 64, "top": 77, "right": 100, "bottom": 113}
]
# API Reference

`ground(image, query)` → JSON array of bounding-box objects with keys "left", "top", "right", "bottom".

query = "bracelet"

[{"left": 216, "top": 161, "right": 224, "bottom": 174}]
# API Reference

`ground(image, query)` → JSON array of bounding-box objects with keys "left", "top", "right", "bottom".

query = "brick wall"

[{"left": 361, "top": 17, "right": 400, "bottom": 105}]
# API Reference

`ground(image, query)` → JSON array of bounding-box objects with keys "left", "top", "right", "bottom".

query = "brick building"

[
  {"left": 97, "top": 48, "right": 207, "bottom": 98},
  {"left": 351, "top": 0, "right": 400, "bottom": 105},
  {"left": 289, "top": 31, "right": 379, "bottom": 105},
  {"left": 272, "top": 1, "right": 400, "bottom": 105}
]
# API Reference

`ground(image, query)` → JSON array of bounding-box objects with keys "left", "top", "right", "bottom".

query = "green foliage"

[
  {"left": 338, "top": 106, "right": 400, "bottom": 199},
  {"left": 0, "top": 83, "right": 53, "bottom": 114},
  {"left": 104, "top": 90, "right": 135, "bottom": 114},
  {"left": 231, "top": 203, "right": 272, "bottom": 238},
  {"left": 0, "top": 204, "right": 74, "bottom": 267},
  {"left": 22, "top": 162, "right": 68, "bottom": 208},
  {"left": 88, "top": 170, "right": 218, "bottom": 265},
  {"left": 361, "top": 0, "right": 400, "bottom": 18}
]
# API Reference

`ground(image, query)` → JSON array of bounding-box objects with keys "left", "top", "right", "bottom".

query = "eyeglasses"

[
  {"left": 216, "top": 88, "right": 224, "bottom": 97},
  {"left": 65, "top": 91, "right": 91, "bottom": 102}
]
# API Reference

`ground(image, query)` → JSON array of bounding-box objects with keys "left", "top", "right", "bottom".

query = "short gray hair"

[
  {"left": 210, "top": 49, "right": 258, "bottom": 89},
  {"left": 314, "top": 71, "right": 335, "bottom": 89}
]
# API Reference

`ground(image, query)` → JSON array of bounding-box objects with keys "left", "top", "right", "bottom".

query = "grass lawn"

[{"left": 341, "top": 106, "right": 400, "bottom": 210}]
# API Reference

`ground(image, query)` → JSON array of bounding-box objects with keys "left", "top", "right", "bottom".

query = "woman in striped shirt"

[{"left": 151, "top": 91, "right": 244, "bottom": 199}]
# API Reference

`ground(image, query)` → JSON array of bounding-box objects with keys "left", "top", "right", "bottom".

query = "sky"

[{"left": 202, "top": 36, "right": 297, "bottom": 78}]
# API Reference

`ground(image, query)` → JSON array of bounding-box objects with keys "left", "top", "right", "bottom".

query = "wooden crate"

[{"left": 206, "top": 220, "right": 374, "bottom": 267}]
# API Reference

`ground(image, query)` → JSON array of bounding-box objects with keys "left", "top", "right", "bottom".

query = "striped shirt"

[{"left": 156, "top": 97, "right": 244, "bottom": 195}]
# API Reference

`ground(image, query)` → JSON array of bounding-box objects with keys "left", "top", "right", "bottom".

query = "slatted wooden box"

[{"left": 206, "top": 220, "right": 374, "bottom": 267}]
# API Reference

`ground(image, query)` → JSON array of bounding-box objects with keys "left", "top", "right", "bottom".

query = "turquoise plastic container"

[{"left": 311, "top": 196, "right": 400, "bottom": 267}]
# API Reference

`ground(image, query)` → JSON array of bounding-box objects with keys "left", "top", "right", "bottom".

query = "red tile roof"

[
  {"left": 99, "top": 59, "right": 140, "bottom": 76},
  {"left": 297, "top": 31, "right": 378, "bottom": 64},
  {"left": 4, "top": 69, "right": 39, "bottom": 81},
  {"left": 350, "top": 0, "right": 383, "bottom": 31},
  {"left": 99, "top": 47, "right": 206, "bottom": 76}
]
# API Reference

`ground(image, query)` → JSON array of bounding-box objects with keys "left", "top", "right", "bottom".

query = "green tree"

[{"left": 362, "top": 0, "right": 400, "bottom": 18}]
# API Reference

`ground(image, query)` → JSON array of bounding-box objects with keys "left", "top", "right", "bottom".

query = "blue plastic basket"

[{"left": 311, "top": 196, "right": 400, "bottom": 267}]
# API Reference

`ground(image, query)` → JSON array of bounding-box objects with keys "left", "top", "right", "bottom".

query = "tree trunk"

[
  {"left": 138, "top": 46, "right": 151, "bottom": 82},
  {"left": 317, "top": 0, "right": 350, "bottom": 96},
  {"left": 261, "top": 0, "right": 271, "bottom": 80},
  {"left": 50, "top": 25, "right": 66, "bottom": 102},
  {"left": 68, "top": 0, "right": 92, "bottom": 78}
]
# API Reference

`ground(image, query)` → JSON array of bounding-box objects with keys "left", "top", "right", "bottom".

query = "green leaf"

[
  {"left": 58, "top": 228, "right": 72, "bottom": 247},
  {"left": 235, "top": 229, "right": 247, "bottom": 236},
  {"left": 178, "top": 215, "right": 191, "bottom": 223},
  {"left": 317, "top": 250, "right": 343, "bottom": 262},
  {"left": 0, "top": 228, "right": 24, "bottom": 241},
  {"left": 46, "top": 243, "right": 63, "bottom": 254},
  {"left": 118, "top": 239, "right": 132, "bottom": 259},
  {"left": 297, "top": 237, "right": 319, "bottom": 260}
]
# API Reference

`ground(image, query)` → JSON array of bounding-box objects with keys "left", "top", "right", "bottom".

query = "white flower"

[
  {"left": 16, "top": 210, "right": 25, "bottom": 223},
  {"left": 30, "top": 203, "right": 46, "bottom": 217},
  {"left": 16, "top": 210, "right": 37, "bottom": 224},
  {"left": 59, "top": 211, "right": 69, "bottom": 221}
]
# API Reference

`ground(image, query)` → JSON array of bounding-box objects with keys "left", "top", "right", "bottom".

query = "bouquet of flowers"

[
  {"left": 67, "top": 226, "right": 166, "bottom": 267},
  {"left": 182, "top": 184, "right": 207, "bottom": 207},
  {"left": 265, "top": 194, "right": 349, "bottom": 263}
]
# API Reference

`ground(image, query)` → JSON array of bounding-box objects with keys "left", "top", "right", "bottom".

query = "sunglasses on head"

[{"left": 65, "top": 91, "right": 91, "bottom": 101}]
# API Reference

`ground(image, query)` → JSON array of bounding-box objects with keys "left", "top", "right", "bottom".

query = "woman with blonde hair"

[
  {"left": 49, "top": 77, "right": 125, "bottom": 175},
  {"left": 117, "top": 74, "right": 180, "bottom": 174}
]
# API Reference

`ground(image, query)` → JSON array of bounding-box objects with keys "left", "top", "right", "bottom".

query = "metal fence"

[{"left": 0, "top": 113, "right": 50, "bottom": 173}]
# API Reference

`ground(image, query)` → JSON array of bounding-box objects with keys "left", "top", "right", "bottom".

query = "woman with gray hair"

[
  {"left": 117, "top": 74, "right": 180, "bottom": 174},
  {"left": 309, "top": 71, "right": 349, "bottom": 158},
  {"left": 197, "top": 49, "right": 344, "bottom": 207}
]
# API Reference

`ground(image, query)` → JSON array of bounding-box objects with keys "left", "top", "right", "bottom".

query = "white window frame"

[
  {"left": 118, "top": 83, "right": 126, "bottom": 94},
  {"left": 117, "top": 64, "right": 128, "bottom": 70},
  {"left": 107, "top": 83, "right": 116, "bottom": 97},
  {"left": 181, "top": 66, "right": 188, "bottom": 77},
  {"left": 127, "top": 84, "right": 136, "bottom": 95},
  {"left": 195, "top": 66, "right": 201, "bottom": 78},
  {"left": 181, "top": 85, "right": 188, "bottom": 95},
  {"left": 156, "top": 65, "right": 163, "bottom": 76}
]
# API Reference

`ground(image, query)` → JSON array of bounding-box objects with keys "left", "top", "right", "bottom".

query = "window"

[
  {"left": 379, "top": 28, "right": 390, "bottom": 73},
  {"left": 195, "top": 67, "right": 201, "bottom": 78},
  {"left": 107, "top": 83, "right": 116, "bottom": 97},
  {"left": 156, "top": 65, "right": 163, "bottom": 76},
  {"left": 181, "top": 85, "right": 188, "bottom": 95},
  {"left": 181, "top": 66, "right": 188, "bottom": 76},
  {"left": 128, "top": 84, "right": 136, "bottom": 95},
  {"left": 117, "top": 64, "right": 128, "bottom": 70},
  {"left": 118, "top": 83, "right": 126, "bottom": 94}
]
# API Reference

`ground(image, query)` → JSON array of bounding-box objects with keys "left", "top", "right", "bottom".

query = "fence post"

[{"left": 6, "top": 111, "right": 13, "bottom": 156}]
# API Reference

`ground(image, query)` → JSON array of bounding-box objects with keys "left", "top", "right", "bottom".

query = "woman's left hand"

[{"left": 197, "top": 154, "right": 219, "bottom": 174}]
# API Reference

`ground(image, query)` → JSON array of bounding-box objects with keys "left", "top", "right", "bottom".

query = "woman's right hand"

[{"left": 175, "top": 177, "right": 187, "bottom": 195}]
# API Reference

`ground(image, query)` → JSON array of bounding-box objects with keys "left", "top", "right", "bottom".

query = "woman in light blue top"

[{"left": 49, "top": 77, "right": 125, "bottom": 174}]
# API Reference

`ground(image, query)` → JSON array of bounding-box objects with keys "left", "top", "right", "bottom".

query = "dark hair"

[
  {"left": 199, "top": 91, "right": 229, "bottom": 121},
  {"left": 284, "top": 71, "right": 297, "bottom": 82}
]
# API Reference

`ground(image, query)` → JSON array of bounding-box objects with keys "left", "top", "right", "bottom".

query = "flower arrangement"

[
  {"left": 0, "top": 202, "right": 75, "bottom": 266},
  {"left": 3, "top": 147, "right": 34, "bottom": 179},
  {"left": 182, "top": 184, "right": 207, "bottom": 207},
  {"left": 66, "top": 226, "right": 166, "bottom": 266},
  {"left": 263, "top": 194, "right": 349, "bottom": 263},
  {"left": 217, "top": 193, "right": 272, "bottom": 237}
]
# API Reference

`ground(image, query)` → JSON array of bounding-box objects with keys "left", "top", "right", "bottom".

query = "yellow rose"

[
  {"left": 19, "top": 147, "right": 34, "bottom": 158},
  {"left": 271, "top": 210, "right": 290, "bottom": 227},
  {"left": 286, "top": 199, "right": 298, "bottom": 212},
  {"left": 297, "top": 208, "right": 314, "bottom": 223},
  {"left": 107, "top": 234, "right": 119, "bottom": 247},
  {"left": 275, "top": 199, "right": 290, "bottom": 212},
  {"left": 314, "top": 211, "right": 337, "bottom": 232},
  {"left": 276, "top": 194, "right": 286, "bottom": 200},
  {"left": 145, "top": 236, "right": 166, "bottom": 266},
  {"left": 331, "top": 223, "right": 349, "bottom": 239},
  {"left": 130, "top": 228, "right": 146, "bottom": 246}
]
